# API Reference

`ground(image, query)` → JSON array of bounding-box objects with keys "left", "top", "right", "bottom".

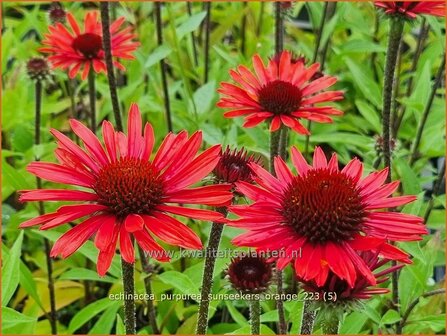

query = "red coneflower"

[
  {"left": 227, "top": 146, "right": 427, "bottom": 287},
  {"left": 217, "top": 50, "right": 343, "bottom": 134},
  {"left": 20, "top": 104, "right": 233, "bottom": 276},
  {"left": 375, "top": 2, "right": 446, "bottom": 19},
  {"left": 300, "top": 250, "right": 403, "bottom": 306},
  {"left": 214, "top": 146, "right": 261, "bottom": 184},
  {"left": 227, "top": 253, "right": 273, "bottom": 294},
  {"left": 40, "top": 11, "right": 139, "bottom": 80}
]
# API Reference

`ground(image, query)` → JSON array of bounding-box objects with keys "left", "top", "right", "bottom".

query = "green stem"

[
  {"left": 121, "top": 258, "right": 136, "bottom": 334},
  {"left": 393, "top": 19, "right": 429, "bottom": 137},
  {"left": 322, "top": 313, "right": 339, "bottom": 334},
  {"left": 398, "top": 288, "right": 445, "bottom": 333},
  {"left": 300, "top": 300, "right": 316, "bottom": 334},
  {"left": 409, "top": 56, "right": 445, "bottom": 166},
  {"left": 35, "top": 80, "right": 58, "bottom": 335},
  {"left": 256, "top": 1, "right": 265, "bottom": 37},
  {"left": 196, "top": 208, "right": 228, "bottom": 335},
  {"left": 249, "top": 299, "right": 261, "bottom": 335},
  {"left": 382, "top": 16, "right": 404, "bottom": 314},
  {"left": 186, "top": 2, "right": 199, "bottom": 66}
]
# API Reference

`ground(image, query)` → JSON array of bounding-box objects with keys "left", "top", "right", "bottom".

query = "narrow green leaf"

[
  {"left": 2, "top": 231, "right": 24, "bottom": 305},
  {"left": 176, "top": 11, "right": 207, "bottom": 39},
  {"left": 68, "top": 298, "right": 117, "bottom": 333},
  {"left": 381, "top": 309, "right": 401, "bottom": 325},
  {"left": 88, "top": 301, "right": 121, "bottom": 334},
  {"left": 1, "top": 306, "right": 36, "bottom": 332},
  {"left": 144, "top": 45, "right": 172, "bottom": 68}
]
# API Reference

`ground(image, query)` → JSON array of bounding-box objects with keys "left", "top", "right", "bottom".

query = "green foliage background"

[{"left": 1, "top": 1, "right": 446, "bottom": 334}]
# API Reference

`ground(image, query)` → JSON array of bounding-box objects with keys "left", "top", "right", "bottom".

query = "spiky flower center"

[
  {"left": 49, "top": 5, "right": 66, "bottom": 23},
  {"left": 228, "top": 255, "right": 272, "bottom": 294},
  {"left": 73, "top": 33, "right": 103, "bottom": 59},
  {"left": 258, "top": 80, "right": 302, "bottom": 115},
  {"left": 26, "top": 58, "right": 50, "bottom": 80},
  {"left": 282, "top": 169, "right": 366, "bottom": 244},
  {"left": 214, "top": 147, "right": 258, "bottom": 183},
  {"left": 94, "top": 158, "right": 163, "bottom": 219}
]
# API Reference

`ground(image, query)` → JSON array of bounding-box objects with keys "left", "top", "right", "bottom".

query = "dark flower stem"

[
  {"left": 241, "top": 2, "right": 248, "bottom": 56},
  {"left": 186, "top": 2, "right": 199, "bottom": 66},
  {"left": 409, "top": 56, "right": 445, "bottom": 166},
  {"left": 100, "top": 3, "right": 135, "bottom": 333},
  {"left": 249, "top": 299, "right": 261, "bottom": 335},
  {"left": 274, "top": 2, "right": 284, "bottom": 54},
  {"left": 278, "top": 126, "right": 289, "bottom": 159},
  {"left": 275, "top": 269, "right": 287, "bottom": 334},
  {"left": 273, "top": 4, "right": 287, "bottom": 334},
  {"left": 155, "top": 2, "right": 173, "bottom": 132},
  {"left": 121, "top": 258, "right": 136, "bottom": 334},
  {"left": 270, "top": 130, "right": 281, "bottom": 172},
  {"left": 322, "top": 313, "right": 339, "bottom": 334},
  {"left": 304, "top": 1, "right": 331, "bottom": 158},
  {"left": 270, "top": 131, "right": 287, "bottom": 335},
  {"left": 300, "top": 300, "right": 316, "bottom": 334},
  {"left": 196, "top": 207, "right": 228, "bottom": 335},
  {"left": 88, "top": 69, "right": 96, "bottom": 132},
  {"left": 35, "top": 80, "right": 58, "bottom": 335},
  {"left": 398, "top": 288, "right": 445, "bottom": 333},
  {"left": 393, "top": 19, "right": 429, "bottom": 137},
  {"left": 423, "top": 160, "right": 445, "bottom": 223},
  {"left": 382, "top": 17, "right": 404, "bottom": 183},
  {"left": 203, "top": 1, "right": 211, "bottom": 83},
  {"left": 100, "top": 1, "right": 123, "bottom": 132},
  {"left": 382, "top": 16, "right": 404, "bottom": 315},
  {"left": 140, "top": 249, "right": 160, "bottom": 334}
]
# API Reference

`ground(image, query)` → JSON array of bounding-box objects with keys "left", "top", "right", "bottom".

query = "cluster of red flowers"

[{"left": 20, "top": 3, "right": 441, "bottom": 304}]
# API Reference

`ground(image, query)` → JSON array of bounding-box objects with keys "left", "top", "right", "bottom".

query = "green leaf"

[
  {"left": 2, "top": 160, "right": 32, "bottom": 192},
  {"left": 88, "top": 301, "right": 121, "bottom": 334},
  {"left": 59, "top": 268, "right": 118, "bottom": 283},
  {"left": 1, "top": 306, "right": 36, "bottom": 333},
  {"left": 339, "top": 311, "right": 368, "bottom": 334},
  {"left": 229, "top": 324, "right": 275, "bottom": 335},
  {"left": 381, "top": 309, "right": 401, "bottom": 325},
  {"left": 193, "top": 81, "right": 216, "bottom": 115},
  {"left": 2, "top": 231, "right": 24, "bottom": 305},
  {"left": 31, "top": 230, "right": 121, "bottom": 277},
  {"left": 68, "top": 298, "right": 117, "bottom": 333},
  {"left": 225, "top": 301, "right": 247, "bottom": 327},
  {"left": 115, "top": 314, "right": 125, "bottom": 335},
  {"left": 345, "top": 57, "right": 382, "bottom": 108},
  {"left": 339, "top": 39, "right": 386, "bottom": 54},
  {"left": 176, "top": 11, "right": 207, "bottom": 40},
  {"left": 394, "top": 158, "right": 421, "bottom": 195},
  {"left": 157, "top": 271, "right": 200, "bottom": 299},
  {"left": 144, "top": 45, "right": 172, "bottom": 68},
  {"left": 355, "top": 99, "right": 381, "bottom": 133}
]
